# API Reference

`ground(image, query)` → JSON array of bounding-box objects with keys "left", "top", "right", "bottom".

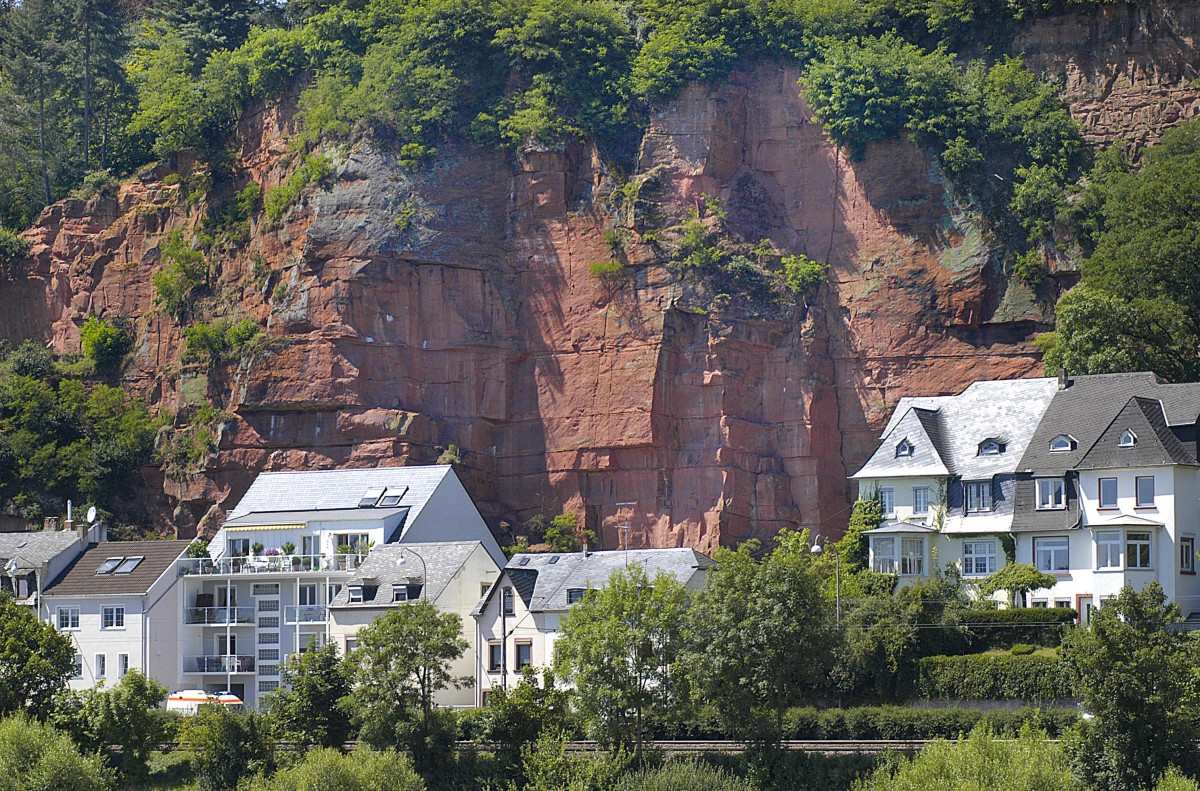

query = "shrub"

[
  {"left": 242, "top": 746, "right": 425, "bottom": 791},
  {"left": 1010, "top": 643, "right": 1037, "bottom": 656},
  {"left": 183, "top": 318, "right": 261, "bottom": 365},
  {"left": 152, "top": 231, "right": 207, "bottom": 319},
  {"left": 614, "top": 759, "right": 755, "bottom": 791},
  {"left": 0, "top": 227, "right": 30, "bottom": 280},
  {"left": 7, "top": 339, "right": 54, "bottom": 378},
  {"left": 0, "top": 714, "right": 113, "bottom": 790},
  {"left": 73, "top": 169, "right": 120, "bottom": 201},
  {"left": 80, "top": 317, "right": 132, "bottom": 369},
  {"left": 264, "top": 155, "right": 334, "bottom": 222},
  {"left": 781, "top": 254, "right": 828, "bottom": 298},
  {"left": 1011, "top": 249, "right": 1048, "bottom": 287},
  {"left": 179, "top": 704, "right": 267, "bottom": 791},
  {"left": 588, "top": 259, "right": 626, "bottom": 285},
  {"left": 961, "top": 607, "right": 1077, "bottom": 650},
  {"left": 780, "top": 705, "right": 1078, "bottom": 741},
  {"left": 916, "top": 653, "right": 1073, "bottom": 701}
]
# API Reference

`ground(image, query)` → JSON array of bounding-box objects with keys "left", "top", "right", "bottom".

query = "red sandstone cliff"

[{"left": 1, "top": 2, "right": 1197, "bottom": 550}]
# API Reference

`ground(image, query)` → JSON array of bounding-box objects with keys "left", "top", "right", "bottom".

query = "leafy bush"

[
  {"left": 264, "top": 155, "right": 334, "bottom": 222},
  {"left": 1011, "top": 249, "right": 1048, "bottom": 287},
  {"left": 0, "top": 227, "right": 31, "bottom": 280},
  {"left": 782, "top": 254, "right": 828, "bottom": 298},
  {"left": 779, "top": 705, "right": 1078, "bottom": 740},
  {"left": 183, "top": 318, "right": 261, "bottom": 365},
  {"left": 73, "top": 169, "right": 120, "bottom": 201},
  {"left": 152, "top": 231, "right": 208, "bottom": 319},
  {"left": 179, "top": 704, "right": 268, "bottom": 791},
  {"left": 51, "top": 671, "right": 169, "bottom": 781},
  {"left": 0, "top": 714, "right": 113, "bottom": 790},
  {"left": 80, "top": 317, "right": 132, "bottom": 369},
  {"left": 242, "top": 746, "right": 425, "bottom": 791},
  {"left": 614, "top": 759, "right": 755, "bottom": 791},
  {"left": 916, "top": 652, "right": 1072, "bottom": 701},
  {"left": 1010, "top": 643, "right": 1037, "bottom": 656},
  {"left": 960, "top": 607, "right": 1077, "bottom": 650},
  {"left": 8, "top": 339, "right": 54, "bottom": 378}
]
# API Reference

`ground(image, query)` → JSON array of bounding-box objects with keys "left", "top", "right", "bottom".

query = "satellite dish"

[{"left": 86, "top": 506, "right": 97, "bottom": 524}]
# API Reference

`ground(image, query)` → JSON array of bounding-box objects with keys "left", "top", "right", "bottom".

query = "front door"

[{"left": 1077, "top": 595, "right": 1094, "bottom": 624}]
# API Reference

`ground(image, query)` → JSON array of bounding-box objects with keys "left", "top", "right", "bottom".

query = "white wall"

[
  {"left": 404, "top": 475, "right": 506, "bottom": 565},
  {"left": 857, "top": 476, "right": 946, "bottom": 525}
]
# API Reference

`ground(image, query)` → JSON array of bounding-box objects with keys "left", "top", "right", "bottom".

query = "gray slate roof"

[
  {"left": 1018, "top": 373, "right": 1200, "bottom": 475},
  {"left": 0, "top": 530, "right": 80, "bottom": 568},
  {"left": 227, "top": 466, "right": 453, "bottom": 524},
  {"left": 44, "top": 540, "right": 191, "bottom": 596},
  {"left": 1077, "top": 397, "right": 1198, "bottom": 470},
  {"left": 329, "top": 541, "right": 480, "bottom": 608},
  {"left": 475, "top": 548, "right": 716, "bottom": 615},
  {"left": 855, "top": 378, "right": 1059, "bottom": 480}
]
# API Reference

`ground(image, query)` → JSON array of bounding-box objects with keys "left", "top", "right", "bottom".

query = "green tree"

[
  {"left": 977, "top": 563, "right": 1055, "bottom": 607},
  {"left": 79, "top": 316, "right": 131, "bottom": 370},
  {"left": 686, "top": 530, "right": 833, "bottom": 741},
  {"left": 0, "top": 592, "right": 74, "bottom": 719},
  {"left": 345, "top": 600, "right": 467, "bottom": 752},
  {"left": 839, "top": 497, "right": 883, "bottom": 573},
  {"left": 53, "top": 671, "right": 169, "bottom": 781},
  {"left": 241, "top": 746, "right": 425, "bottom": 791},
  {"left": 0, "top": 714, "right": 113, "bottom": 790},
  {"left": 179, "top": 703, "right": 268, "bottom": 791},
  {"left": 265, "top": 642, "right": 351, "bottom": 750},
  {"left": 519, "top": 730, "right": 630, "bottom": 791},
  {"left": 151, "top": 231, "right": 207, "bottom": 319},
  {"left": 852, "top": 723, "right": 1082, "bottom": 791},
  {"left": 477, "top": 667, "right": 570, "bottom": 777},
  {"left": 542, "top": 511, "right": 595, "bottom": 552},
  {"left": 1062, "top": 583, "right": 1200, "bottom": 791},
  {"left": 554, "top": 563, "right": 691, "bottom": 752},
  {"left": 613, "top": 758, "right": 757, "bottom": 791}
]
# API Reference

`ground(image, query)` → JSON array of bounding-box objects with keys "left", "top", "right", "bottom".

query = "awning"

[{"left": 224, "top": 524, "right": 305, "bottom": 532}]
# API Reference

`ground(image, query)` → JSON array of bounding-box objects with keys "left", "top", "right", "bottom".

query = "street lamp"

[
  {"left": 811, "top": 538, "right": 841, "bottom": 628},
  {"left": 398, "top": 548, "right": 427, "bottom": 600}
]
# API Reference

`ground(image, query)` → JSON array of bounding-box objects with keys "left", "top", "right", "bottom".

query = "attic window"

[
  {"left": 1049, "top": 434, "right": 1075, "bottom": 452},
  {"left": 1119, "top": 429, "right": 1138, "bottom": 448},
  {"left": 895, "top": 439, "right": 914, "bottom": 458},
  {"left": 347, "top": 585, "right": 363, "bottom": 603},
  {"left": 377, "top": 486, "right": 408, "bottom": 507},
  {"left": 517, "top": 557, "right": 530, "bottom": 566},
  {"left": 95, "top": 557, "right": 124, "bottom": 575},
  {"left": 358, "top": 487, "right": 387, "bottom": 508},
  {"left": 567, "top": 588, "right": 586, "bottom": 605},
  {"left": 113, "top": 556, "right": 143, "bottom": 574},
  {"left": 392, "top": 584, "right": 409, "bottom": 602},
  {"left": 978, "top": 439, "right": 1005, "bottom": 456},
  {"left": 549, "top": 556, "right": 560, "bottom": 564}
]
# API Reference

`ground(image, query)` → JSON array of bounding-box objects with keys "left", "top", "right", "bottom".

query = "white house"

[
  {"left": 42, "top": 540, "right": 192, "bottom": 691},
  {"left": 471, "top": 548, "right": 715, "bottom": 706},
  {"left": 327, "top": 541, "right": 501, "bottom": 707}
]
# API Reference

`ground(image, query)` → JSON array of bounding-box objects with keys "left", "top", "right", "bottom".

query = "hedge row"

[
  {"left": 962, "top": 607, "right": 1078, "bottom": 650},
  {"left": 781, "top": 705, "right": 1078, "bottom": 740},
  {"left": 916, "top": 653, "right": 1074, "bottom": 701}
]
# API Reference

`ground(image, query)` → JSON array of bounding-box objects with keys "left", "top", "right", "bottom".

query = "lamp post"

[
  {"left": 811, "top": 538, "right": 841, "bottom": 628},
  {"left": 398, "top": 547, "right": 427, "bottom": 600}
]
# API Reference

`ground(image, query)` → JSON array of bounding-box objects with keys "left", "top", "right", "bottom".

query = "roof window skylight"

[
  {"left": 95, "top": 557, "right": 123, "bottom": 575},
  {"left": 358, "top": 487, "right": 387, "bottom": 508},
  {"left": 978, "top": 439, "right": 1004, "bottom": 455},
  {"left": 377, "top": 486, "right": 408, "bottom": 507},
  {"left": 114, "top": 556, "right": 144, "bottom": 574}
]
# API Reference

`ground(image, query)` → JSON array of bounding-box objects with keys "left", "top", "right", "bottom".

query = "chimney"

[
  {"left": 43, "top": 516, "right": 59, "bottom": 532},
  {"left": 1058, "top": 367, "right": 1070, "bottom": 390}
]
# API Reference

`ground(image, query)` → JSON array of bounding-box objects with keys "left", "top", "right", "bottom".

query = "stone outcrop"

[{"left": 2, "top": 2, "right": 1198, "bottom": 550}]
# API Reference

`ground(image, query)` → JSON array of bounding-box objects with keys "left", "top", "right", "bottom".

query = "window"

[
  {"left": 113, "top": 556, "right": 143, "bottom": 574},
  {"left": 1127, "top": 531, "right": 1152, "bottom": 569},
  {"left": 258, "top": 632, "right": 280, "bottom": 645},
  {"left": 258, "top": 681, "right": 280, "bottom": 694},
  {"left": 260, "top": 664, "right": 280, "bottom": 676},
  {"left": 488, "top": 642, "right": 503, "bottom": 672},
  {"left": 118, "top": 654, "right": 129, "bottom": 678},
  {"left": 228, "top": 538, "right": 250, "bottom": 557},
  {"left": 258, "top": 599, "right": 279, "bottom": 612},
  {"left": 1049, "top": 434, "right": 1075, "bottom": 452},
  {"left": 1036, "top": 478, "right": 1065, "bottom": 510},
  {"left": 95, "top": 557, "right": 123, "bottom": 575},
  {"left": 95, "top": 654, "right": 106, "bottom": 678},
  {"left": 900, "top": 538, "right": 925, "bottom": 576},
  {"left": 966, "top": 481, "right": 992, "bottom": 512},
  {"left": 72, "top": 653, "right": 82, "bottom": 680},
  {"left": 377, "top": 486, "right": 407, "bottom": 507},
  {"left": 298, "top": 585, "right": 318, "bottom": 607},
  {"left": 258, "top": 649, "right": 280, "bottom": 662},
  {"left": 101, "top": 606, "right": 124, "bottom": 629},
  {"left": 327, "top": 584, "right": 342, "bottom": 603},
  {"left": 895, "top": 439, "right": 913, "bottom": 457},
  {"left": 879, "top": 487, "right": 895, "bottom": 516},
  {"left": 1099, "top": 477, "right": 1118, "bottom": 508},
  {"left": 962, "top": 540, "right": 997, "bottom": 576},
  {"left": 502, "top": 589, "right": 514, "bottom": 615},
  {"left": 258, "top": 616, "right": 279, "bottom": 629},
  {"left": 1136, "top": 476, "right": 1155, "bottom": 507},
  {"left": 392, "top": 584, "right": 409, "bottom": 602},
  {"left": 1096, "top": 530, "right": 1121, "bottom": 569},
  {"left": 335, "top": 534, "right": 371, "bottom": 553},
  {"left": 978, "top": 439, "right": 1004, "bottom": 455},
  {"left": 1034, "top": 536, "right": 1069, "bottom": 573},
  {"left": 871, "top": 537, "right": 896, "bottom": 574},
  {"left": 345, "top": 638, "right": 358, "bottom": 653},
  {"left": 516, "top": 642, "right": 532, "bottom": 669},
  {"left": 1183, "top": 536, "right": 1196, "bottom": 574},
  {"left": 1119, "top": 429, "right": 1137, "bottom": 448},
  {"left": 1055, "top": 599, "right": 1071, "bottom": 609},
  {"left": 358, "top": 486, "right": 386, "bottom": 507},
  {"left": 252, "top": 583, "right": 279, "bottom": 596},
  {"left": 58, "top": 607, "right": 79, "bottom": 631},
  {"left": 347, "top": 586, "right": 363, "bottom": 603},
  {"left": 301, "top": 535, "right": 319, "bottom": 557},
  {"left": 1031, "top": 600, "right": 1047, "bottom": 608},
  {"left": 913, "top": 486, "right": 931, "bottom": 515},
  {"left": 567, "top": 588, "right": 586, "bottom": 605}
]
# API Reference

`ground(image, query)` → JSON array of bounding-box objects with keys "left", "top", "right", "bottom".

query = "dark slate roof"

[
  {"left": 44, "top": 540, "right": 191, "bottom": 596},
  {"left": 474, "top": 548, "right": 716, "bottom": 615},
  {"left": 1011, "top": 473, "right": 1082, "bottom": 532},
  {"left": 328, "top": 541, "right": 481, "bottom": 608},
  {"left": 0, "top": 530, "right": 80, "bottom": 568},
  {"left": 1018, "top": 373, "right": 1200, "bottom": 475},
  {"left": 1077, "top": 397, "right": 1199, "bottom": 470}
]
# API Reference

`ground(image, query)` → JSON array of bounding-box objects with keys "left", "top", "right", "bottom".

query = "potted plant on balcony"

[
  {"left": 184, "top": 540, "right": 212, "bottom": 574},
  {"left": 352, "top": 538, "right": 375, "bottom": 568},
  {"left": 251, "top": 541, "right": 264, "bottom": 557},
  {"left": 336, "top": 545, "right": 352, "bottom": 570},
  {"left": 264, "top": 546, "right": 281, "bottom": 570},
  {"left": 281, "top": 541, "right": 299, "bottom": 570}
]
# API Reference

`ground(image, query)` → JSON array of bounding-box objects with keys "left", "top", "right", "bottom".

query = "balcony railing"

[
  {"left": 185, "top": 606, "right": 255, "bottom": 626},
  {"left": 285, "top": 605, "right": 329, "bottom": 624},
  {"left": 183, "top": 655, "right": 256, "bottom": 673},
  {"left": 178, "top": 554, "right": 365, "bottom": 576}
]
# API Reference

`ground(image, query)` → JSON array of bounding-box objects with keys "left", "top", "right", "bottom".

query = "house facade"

[
  {"left": 852, "top": 372, "right": 1200, "bottom": 619},
  {"left": 471, "top": 548, "right": 715, "bottom": 706}
]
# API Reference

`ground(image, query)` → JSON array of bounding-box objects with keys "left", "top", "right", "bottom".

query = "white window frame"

[
  {"left": 1127, "top": 531, "right": 1152, "bottom": 569},
  {"left": 101, "top": 605, "right": 125, "bottom": 630},
  {"left": 1034, "top": 536, "right": 1069, "bottom": 573},
  {"left": 871, "top": 536, "right": 896, "bottom": 574},
  {"left": 1049, "top": 434, "right": 1074, "bottom": 452},
  {"left": 1119, "top": 429, "right": 1137, "bottom": 448},
  {"left": 962, "top": 540, "right": 997, "bottom": 577},
  {"left": 95, "top": 653, "right": 106, "bottom": 679},
  {"left": 347, "top": 586, "right": 363, "bottom": 604},
  {"left": 913, "top": 486, "right": 931, "bottom": 515},
  {"left": 72, "top": 653, "right": 83, "bottom": 680},
  {"left": 895, "top": 439, "right": 913, "bottom": 457},
  {"left": 298, "top": 585, "right": 318, "bottom": 607},
  {"left": 1183, "top": 535, "right": 1196, "bottom": 574},
  {"left": 1096, "top": 530, "right": 1121, "bottom": 570},
  {"left": 1098, "top": 477, "right": 1118, "bottom": 509},
  {"left": 1036, "top": 478, "right": 1065, "bottom": 510},
  {"left": 879, "top": 487, "right": 895, "bottom": 517},
  {"left": 392, "top": 584, "right": 409, "bottom": 603},
  {"left": 118, "top": 653, "right": 129, "bottom": 678},
  {"left": 900, "top": 537, "right": 925, "bottom": 576},
  {"left": 57, "top": 606, "right": 80, "bottom": 631},
  {"left": 966, "top": 481, "right": 992, "bottom": 513},
  {"left": 1135, "top": 476, "right": 1155, "bottom": 508}
]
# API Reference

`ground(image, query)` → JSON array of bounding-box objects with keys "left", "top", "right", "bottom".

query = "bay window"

[
  {"left": 1096, "top": 530, "right": 1121, "bottom": 569},
  {"left": 1127, "top": 531, "right": 1152, "bottom": 569}
]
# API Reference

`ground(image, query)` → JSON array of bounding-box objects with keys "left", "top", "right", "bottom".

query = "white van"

[{"left": 165, "top": 690, "right": 244, "bottom": 715}]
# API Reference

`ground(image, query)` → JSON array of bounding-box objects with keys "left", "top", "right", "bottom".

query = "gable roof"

[
  {"left": 227, "top": 466, "right": 455, "bottom": 525},
  {"left": 474, "top": 548, "right": 716, "bottom": 616},
  {"left": 853, "top": 407, "right": 949, "bottom": 479},
  {"left": 44, "top": 540, "right": 191, "bottom": 597},
  {"left": 1019, "top": 373, "right": 1200, "bottom": 474},
  {"left": 329, "top": 541, "right": 484, "bottom": 608},
  {"left": 854, "top": 378, "right": 1059, "bottom": 479},
  {"left": 0, "top": 530, "right": 80, "bottom": 569},
  {"left": 1077, "top": 397, "right": 1198, "bottom": 469}
]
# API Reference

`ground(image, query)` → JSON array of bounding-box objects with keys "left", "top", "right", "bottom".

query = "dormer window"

[
  {"left": 978, "top": 439, "right": 1005, "bottom": 456},
  {"left": 895, "top": 439, "right": 914, "bottom": 458},
  {"left": 347, "top": 585, "right": 363, "bottom": 603},
  {"left": 1049, "top": 434, "right": 1075, "bottom": 452},
  {"left": 1119, "top": 429, "right": 1138, "bottom": 448}
]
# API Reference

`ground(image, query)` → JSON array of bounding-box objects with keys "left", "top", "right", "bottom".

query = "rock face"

[{"left": 2, "top": 2, "right": 1198, "bottom": 550}]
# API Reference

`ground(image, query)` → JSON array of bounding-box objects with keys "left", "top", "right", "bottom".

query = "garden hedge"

[
  {"left": 961, "top": 607, "right": 1077, "bottom": 650},
  {"left": 915, "top": 653, "right": 1074, "bottom": 701},
  {"left": 780, "top": 705, "right": 1078, "bottom": 740}
]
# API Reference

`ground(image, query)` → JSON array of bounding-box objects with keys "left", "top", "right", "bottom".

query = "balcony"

[
  {"left": 185, "top": 606, "right": 255, "bottom": 626},
  {"left": 178, "top": 554, "right": 365, "bottom": 576},
  {"left": 183, "top": 655, "right": 256, "bottom": 673},
  {"left": 285, "top": 605, "right": 329, "bottom": 624}
]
